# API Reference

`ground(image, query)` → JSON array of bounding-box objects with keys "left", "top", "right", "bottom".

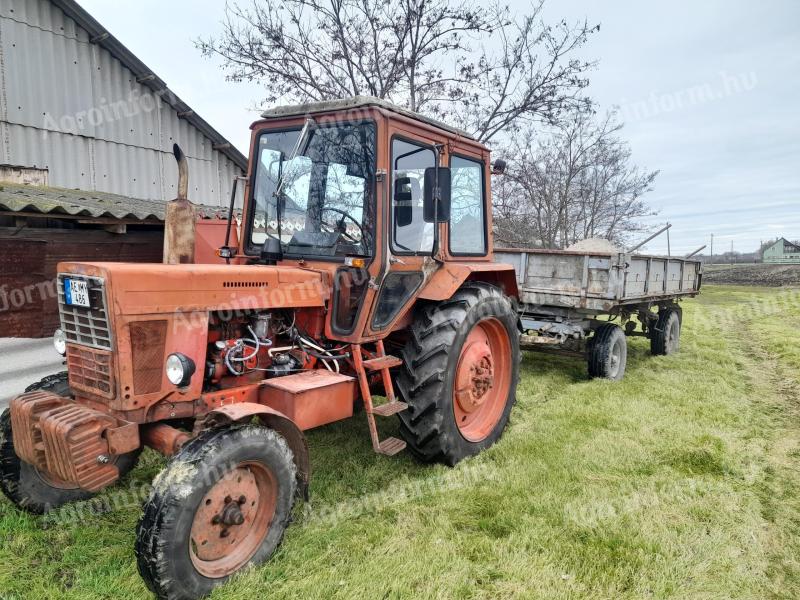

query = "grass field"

[{"left": 2, "top": 285, "right": 800, "bottom": 599}]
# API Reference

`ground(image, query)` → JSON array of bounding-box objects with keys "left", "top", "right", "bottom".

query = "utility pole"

[{"left": 710, "top": 233, "right": 714, "bottom": 265}]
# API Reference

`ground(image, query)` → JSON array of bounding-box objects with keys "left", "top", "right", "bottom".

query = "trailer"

[{"left": 496, "top": 247, "right": 703, "bottom": 380}]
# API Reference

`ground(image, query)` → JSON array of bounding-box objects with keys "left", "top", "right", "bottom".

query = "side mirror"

[
  {"left": 393, "top": 176, "right": 413, "bottom": 227},
  {"left": 491, "top": 159, "right": 507, "bottom": 175},
  {"left": 423, "top": 167, "right": 451, "bottom": 223}
]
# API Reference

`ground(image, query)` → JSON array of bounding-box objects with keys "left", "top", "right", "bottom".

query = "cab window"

[
  {"left": 449, "top": 155, "right": 487, "bottom": 255},
  {"left": 391, "top": 138, "right": 435, "bottom": 254}
]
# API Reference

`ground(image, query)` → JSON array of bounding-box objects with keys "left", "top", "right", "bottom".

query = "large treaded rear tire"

[
  {"left": 587, "top": 324, "right": 627, "bottom": 380},
  {"left": 396, "top": 283, "right": 520, "bottom": 466},
  {"left": 0, "top": 372, "right": 139, "bottom": 514}
]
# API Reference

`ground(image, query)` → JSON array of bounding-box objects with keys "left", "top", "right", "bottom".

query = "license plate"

[{"left": 64, "top": 278, "right": 90, "bottom": 307}]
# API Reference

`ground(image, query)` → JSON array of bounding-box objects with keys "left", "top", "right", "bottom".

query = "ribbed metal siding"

[{"left": 0, "top": 0, "right": 244, "bottom": 207}]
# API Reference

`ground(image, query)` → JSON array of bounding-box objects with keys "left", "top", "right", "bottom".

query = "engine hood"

[{"left": 57, "top": 262, "right": 328, "bottom": 316}]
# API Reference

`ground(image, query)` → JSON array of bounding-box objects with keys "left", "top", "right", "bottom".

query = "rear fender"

[
  {"left": 418, "top": 262, "right": 519, "bottom": 301},
  {"left": 204, "top": 403, "right": 310, "bottom": 500}
]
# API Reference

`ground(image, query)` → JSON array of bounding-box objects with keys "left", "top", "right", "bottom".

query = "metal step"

[
  {"left": 362, "top": 355, "right": 402, "bottom": 371},
  {"left": 371, "top": 400, "right": 408, "bottom": 417},
  {"left": 377, "top": 436, "right": 407, "bottom": 456}
]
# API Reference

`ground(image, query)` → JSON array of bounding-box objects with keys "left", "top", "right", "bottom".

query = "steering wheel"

[{"left": 319, "top": 206, "right": 363, "bottom": 244}]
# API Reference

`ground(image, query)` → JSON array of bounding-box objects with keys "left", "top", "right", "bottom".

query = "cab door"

[{"left": 364, "top": 129, "right": 447, "bottom": 336}]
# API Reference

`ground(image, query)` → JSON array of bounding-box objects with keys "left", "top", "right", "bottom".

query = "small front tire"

[{"left": 135, "top": 424, "right": 297, "bottom": 600}]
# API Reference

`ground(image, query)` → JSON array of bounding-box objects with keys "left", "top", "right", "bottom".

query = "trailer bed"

[{"left": 495, "top": 248, "right": 702, "bottom": 314}]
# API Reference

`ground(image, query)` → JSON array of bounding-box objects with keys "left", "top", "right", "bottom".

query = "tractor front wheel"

[
  {"left": 397, "top": 283, "right": 520, "bottom": 466},
  {"left": 135, "top": 424, "right": 297, "bottom": 600}
]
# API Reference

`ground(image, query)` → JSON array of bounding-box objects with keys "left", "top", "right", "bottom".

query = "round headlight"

[
  {"left": 53, "top": 328, "right": 67, "bottom": 356},
  {"left": 165, "top": 353, "right": 195, "bottom": 387}
]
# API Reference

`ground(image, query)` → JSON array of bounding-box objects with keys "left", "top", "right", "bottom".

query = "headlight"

[
  {"left": 165, "top": 353, "right": 196, "bottom": 387},
  {"left": 53, "top": 328, "right": 67, "bottom": 356}
]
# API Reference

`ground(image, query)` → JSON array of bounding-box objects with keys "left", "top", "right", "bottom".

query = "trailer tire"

[
  {"left": 650, "top": 308, "right": 681, "bottom": 356},
  {"left": 136, "top": 424, "right": 296, "bottom": 600},
  {"left": 0, "top": 372, "right": 139, "bottom": 514},
  {"left": 588, "top": 324, "right": 627, "bottom": 380},
  {"left": 397, "top": 282, "right": 520, "bottom": 466}
]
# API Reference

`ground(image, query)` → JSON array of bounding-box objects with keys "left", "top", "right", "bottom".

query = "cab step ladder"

[{"left": 352, "top": 341, "right": 408, "bottom": 455}]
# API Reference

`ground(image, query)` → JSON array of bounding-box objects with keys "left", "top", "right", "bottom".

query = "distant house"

[{"left": 763, "top": 238, "right": 800, "bottom": 264}]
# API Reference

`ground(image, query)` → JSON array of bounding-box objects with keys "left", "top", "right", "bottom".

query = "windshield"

[{"left": 249, "top": 121, "right": 376, "bottom": 258}]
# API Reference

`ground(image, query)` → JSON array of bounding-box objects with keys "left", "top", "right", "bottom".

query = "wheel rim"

[
  {"left": 609, "top": 338, "right": 623, "bottom": 378},
  {"left": 453, "top": 318, "right": 512, "bottom": 442},
  {"left": 34, "top": 468, "right": 81, "bottom": 490},
  {"left": 189, "top": 461, "right": 277, "bottom": 579}
]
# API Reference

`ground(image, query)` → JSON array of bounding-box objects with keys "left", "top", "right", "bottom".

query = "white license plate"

[{"left": 64, "top": 278, "right": 90, "bottom": 307}]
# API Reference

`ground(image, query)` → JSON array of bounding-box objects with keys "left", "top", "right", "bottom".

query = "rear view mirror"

[
  {"left": 423, "top": 167, "right": 451, "bottom": 223},
  {"left": 393, "top": 176, "right": 413, "bottom": 227}
]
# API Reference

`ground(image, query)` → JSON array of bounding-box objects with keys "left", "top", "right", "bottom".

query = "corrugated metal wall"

[{"left": 0, "top": 0, "right": 244, "bottom": 207}]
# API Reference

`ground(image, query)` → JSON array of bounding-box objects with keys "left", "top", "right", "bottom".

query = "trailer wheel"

[
  {"left": 588, "top": 324, "right": 627, "bottom": 380},
  {"left": 397, "top": 283, "right": 520, "bottom": 466},
  {"left": 0, "top": 372, "right": 139, "bottom": 514},
  {"left": 136, "top": 424, "right": 296, "bottom": 600},
  {"left": 650, "top": 308, "right": 681, "bottom": 355}
]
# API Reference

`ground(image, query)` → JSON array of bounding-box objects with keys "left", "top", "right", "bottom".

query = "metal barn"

[{"left": 0, "top": 0, "right": 248, "bottom": 337}]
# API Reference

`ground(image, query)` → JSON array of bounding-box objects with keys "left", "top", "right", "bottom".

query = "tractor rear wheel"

[
  {"left": 0, "top": 372, "right": 139, "bottom": 514},
  {"left": 397, "top": 283, "right": 520, "bottom": 466},
  {"left": 650, "top": 307, "right": 682, "bottom": 355},
  {"left": 135, "top": 424, "right": 296, "bottom": 600}
]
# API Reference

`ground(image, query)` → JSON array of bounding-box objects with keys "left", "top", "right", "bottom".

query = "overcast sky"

[{"left": 80, "top": 0, "right": 800, "bottom": 254}]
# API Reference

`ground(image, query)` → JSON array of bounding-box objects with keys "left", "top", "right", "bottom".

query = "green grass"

[{"left": 3, "top": 285, "right": 800, "bottom": 599}]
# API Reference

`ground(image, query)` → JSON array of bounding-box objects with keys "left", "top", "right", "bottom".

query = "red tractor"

[{"left": 1, "top": 97, "right": 521, "bottom": 599}]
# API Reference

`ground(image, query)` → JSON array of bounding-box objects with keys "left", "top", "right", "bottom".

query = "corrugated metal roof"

[
  {"left": 261, "top": 96, "right": 476, "bottom": 141},
  {"left": 0, "top": 181, "right": 229, "bottom": 221}
]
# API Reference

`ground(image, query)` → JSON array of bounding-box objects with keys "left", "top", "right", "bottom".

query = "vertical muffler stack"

[{"left": 163, "top": 144, "right": 197, "bottom": 264}]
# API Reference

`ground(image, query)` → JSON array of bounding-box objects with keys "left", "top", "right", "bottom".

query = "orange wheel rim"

[
  {"left": 453, "top": 318, "right": 512, "bottom": 442},
  {"left": 189, "top": 461, "right": 277, "bottom": 578}
]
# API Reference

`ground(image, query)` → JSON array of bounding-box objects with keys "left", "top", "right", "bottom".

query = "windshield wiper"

[
  {"left": 274, "top": 118, "right": 316, "bottom": 201},
  {"left": 272, "top": 118, "right": 315, "bottom": 248}
]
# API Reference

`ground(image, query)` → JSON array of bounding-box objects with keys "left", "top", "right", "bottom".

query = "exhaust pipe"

[
  {"left": 175, "top": 144, "right": 189, "bottom": 200},
  {"left": 163, "top": 144, "right": 197, "bottom": 264}
]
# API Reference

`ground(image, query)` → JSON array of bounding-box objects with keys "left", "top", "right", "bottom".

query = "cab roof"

[{"left": 260, "top": 96, "right": 476, "bottom": 142}]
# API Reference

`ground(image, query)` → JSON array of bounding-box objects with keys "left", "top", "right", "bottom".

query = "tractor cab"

[{"left": 235, "top": 97, "right": 514, "bottom": 343}]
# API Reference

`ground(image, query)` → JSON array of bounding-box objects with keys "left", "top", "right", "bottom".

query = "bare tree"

[
  {"left": 197, "top": 0, "right": 598, "bottom": 142},
  {"left": 493, "top": 108, "right": 658, "bottom": 249}
]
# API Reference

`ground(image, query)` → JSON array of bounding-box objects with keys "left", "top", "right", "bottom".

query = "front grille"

[
  {"left": 130, "top": 320, "right": 167, "bottom": 395},
  {"left": 67, "top": 344, "right": 115, "bottom": 399},
  {"left": 57, "top": 274, "right": 112, "bottom": 350}
]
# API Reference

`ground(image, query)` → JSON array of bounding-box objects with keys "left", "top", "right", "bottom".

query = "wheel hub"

[
  {"left": 452, "top": 318, "right": 512, "bottom": 443},
  {"left": 189, "top": 464, "right": 275, "bottom": 573},
  {"left": 455, "top": 341, "right": 494, "bottom": 413}
]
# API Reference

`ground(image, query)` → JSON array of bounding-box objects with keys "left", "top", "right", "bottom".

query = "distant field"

[
  {"left": 703, "top": 262, "right": 800, "bottom": 286},
  {"left": 1, "top": 285, "right": 800, "bottom": 599}
]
